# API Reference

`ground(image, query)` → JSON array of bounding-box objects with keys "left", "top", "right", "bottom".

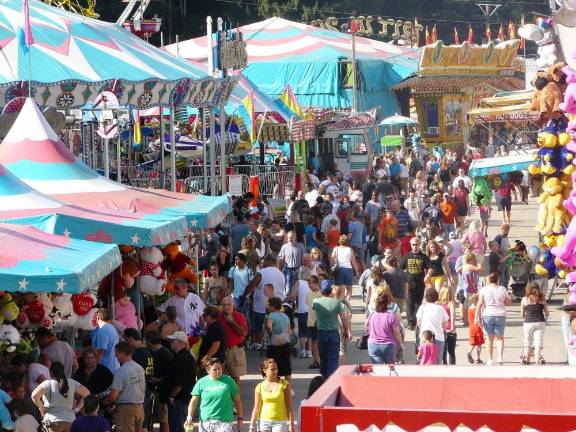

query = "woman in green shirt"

[
  {"left": 249, "top": 358, "right": 295, "bottom": 432},
  {"left": 184, "top": 358, "right": 243, "bottom": 432}
]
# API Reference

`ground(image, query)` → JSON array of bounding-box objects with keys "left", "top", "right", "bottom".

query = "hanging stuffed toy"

[
  {"left": 0, "top": 390, "right": 13, "bottom": 431},
  {"left": 98, "top": 256, "right": 140, "bottom": 305},
  {"left": 0, "top": 324, "right": 21, "bottom": 353},
  {"left": 0, "top": 292, "right": 19, "bottom": 323},
  {"left": 138, "top": 246, "right": 167, "bottom": 296},
  {"left": 162, "top": 241, "right": 198, "bottom": 292}
]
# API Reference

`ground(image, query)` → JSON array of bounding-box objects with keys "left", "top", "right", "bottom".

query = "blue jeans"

[
  {"left": 368, "top": 342, "right": 396, "bottom": 364},
  {"left": 318, "top": 329, "right": 340, "bottom": 378},
  {"left": 234, "top": 296, "right": 251, "bottom": 332},
  {"left": 283, "top": 267, "right": 298, "bottom": 295},
  {"left": 483, "top": 315, "right": 506, "bottom": 337},
  {"left": 168, "top": 399, "right": 188, "bottom": 432},
  {"left": 435, "top": 340, "right": 445, "bottom": 364}
]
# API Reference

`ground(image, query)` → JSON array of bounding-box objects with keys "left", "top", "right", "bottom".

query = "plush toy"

[
  {"left": 559, "top": 147, "right": 575, "bottom": 174},
  {"left": 531, "top": 69, "right": 563, "bottom": 120},
  {"left": 138, "top": 246, "right": 167, "bottom": 296},
  {"left": 0, "top": 389, "right": 13, "bottom": 431},
  {"left": 0, "top": 323, "right": 21, "bottom": 353},
  {"left": 561, "top": 83, "right": 576, "bottom": 115},
  {"left": 162, "top": 242, "right": 198, "bottom": 292},
  {"left": 0, "top": 293, "right": 19, "bottom": 323},
  {"left": 535, "top": 18, "right": 558, "bottom": 68},
  {"left": 552, "top": 216, "right": 576, "bottom": 267},
  {"left": 98, "top": 256, "right": 140, "bottom": 304},
  {"left": 58, "top": 307, "right": 98, "bottom": 331},
  {"left": 71, "top": 292, "right": 96, "bottom": 316},
  {"left": 35, "top": 293, "right": 56, "bottom": 330},
  {"left": 537, "top": 130, "right": 559, "bottom": 148},
  {"left": 469, "top": 178, "right": 493, "bottom": 205},
  {"left": 568, "top": 284, "right": 576, "bottom": 304},
  {"left": 536, "top": 176, "right": 571, "bottom": 235},
  {"left": 529, "top": 147, "right": 558, "bottom": 176},
  {"left": 534, "top": 249, "right": 557, "bottom": 278},
  {"left": 50, "top": 294, "right": 73, "bottom": 325}
]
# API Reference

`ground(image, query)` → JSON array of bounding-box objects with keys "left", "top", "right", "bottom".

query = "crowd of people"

[{"left": 0, "top": 146, "right": 549, "bottom": 432}]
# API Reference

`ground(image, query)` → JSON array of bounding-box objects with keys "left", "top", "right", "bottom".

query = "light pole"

[{"left": 476, "top": 3, "right": 501, "bottom": 42}]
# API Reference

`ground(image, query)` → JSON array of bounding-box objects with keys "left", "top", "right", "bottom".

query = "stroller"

[{"left": 508, "top": 240, "right": 533, "bottom": 299}]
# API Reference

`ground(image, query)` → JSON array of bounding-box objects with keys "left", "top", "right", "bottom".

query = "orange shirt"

[
  {"left": 439, "top": 201, "right": 456, "bottom": 224},
  {"left": 326, "top": 228, "right": 341, "bottom": 248}
]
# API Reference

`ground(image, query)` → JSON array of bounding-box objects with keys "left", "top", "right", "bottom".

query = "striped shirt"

[{"left": 159, "top": 292, "right": 205, "bottom": 336}]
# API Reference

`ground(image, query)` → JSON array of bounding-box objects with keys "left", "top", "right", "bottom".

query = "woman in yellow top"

[{"left": 249, "top": 358, "right": 295, "bottom": 432}]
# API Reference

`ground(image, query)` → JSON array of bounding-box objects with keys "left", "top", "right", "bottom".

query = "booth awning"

[
  {"left": 469, "top": 153, "right": 533, "bottom": 177},
  {"left": 467, "top": 102, "right": 539, "bottom": 123}
]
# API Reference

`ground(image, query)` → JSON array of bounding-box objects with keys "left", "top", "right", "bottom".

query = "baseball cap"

[
  {"left": 435, "top": 236, "right": 444, "bottom": 243},
  {"left": 371, "top": 255, "right": 380, "bottom": 266},
  {"left": 449, "top": 232, "right": 457, "bottom": 239},
  {"left": 320, "top": 279, "right": 332, "bottom": 294},
  {"left": 167, "top": 331, "right": 188, "bottom": 344}
]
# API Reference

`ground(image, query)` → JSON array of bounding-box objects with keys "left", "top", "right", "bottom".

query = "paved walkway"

[{"left": 238, "top": 197, "right": 569, "bottom": 424}]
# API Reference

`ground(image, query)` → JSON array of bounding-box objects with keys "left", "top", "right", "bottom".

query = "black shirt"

[
  {"left": 163, "top": 348, "right": 197, "bottom": 403},
  {"left": 150, "top": 345, "right": 173, "bottom": 380},
  {"left": 488, "top": 251, "right": 502, "bottom": 274},
  {"left": 199, "top": 321, "right": 226, "bottom": 364},
  {"left": 132, "top": 346, "right": 155, "bottom": 382},
  {"left": 73, "top": 364, "right": 113, "bottom": 395},
  {"left": 401, "top": 251, "right": 429, "bottom": 285},
  {"left": 362, "top": 182, "right": 376, "bottom": 207},
  {"left": 375, "top": 181, "right": 395, "bottom": 200}
]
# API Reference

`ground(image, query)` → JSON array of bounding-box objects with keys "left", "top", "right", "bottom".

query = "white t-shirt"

[
  {"left": 448, "top": 239, "right": 464, "bottom": 263},
  {"left": 479, "top": 285, "right": 509, "bottom": 317},
  {"left": 416, "top": 302, "right": 449, "bottom": 342},
  {"left": 305, "top": 190, "right": 320, "bottom": 208},
  {"left": 15, "top": 414, "right": 39, "bottom": 432},
  {"left": 296, "top": 280, "right": 311, "bottom": 314},
  {"left": 159, "top": 293, "right": 205, "bottom": 335},
  {"left": 452, "top": 175, "right": 472, "bottom": 189},
  {"left": 28, "top": 363, "right": 50, "bottom": 394},
  {"left": 332, "top": 246, "right": 353, "bottom": 269},
  {"left": 258, "top": 266, "right": 286, "bottom": 300},
  {"left": 399, "top": 164, "right": 409, "bottom": 178}
]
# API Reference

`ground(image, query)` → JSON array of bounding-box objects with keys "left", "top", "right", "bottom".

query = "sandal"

[
  {"left": 308, "top": 361, "right": 319, "bottom": 369},
  {"left": 476, "top": 359, "right": 483, "bottom": 364},
  {"left": 467, "top": 353, "right": 474, "bottom": 364}
]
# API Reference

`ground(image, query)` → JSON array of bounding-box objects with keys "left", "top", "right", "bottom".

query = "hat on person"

[
  {"left": 371, "top": 255, "right": 380, "bottom": 266},
  {"left": 320, "top": 279, "right": 332, "bottom": 294},
  {"left": 167, "top": 331, "right": 189, "bottom": 344},
  {"left": 449, "top": 231, "right": 457, "bottom": 239},
  {"left": 435, "top": 236, "right": 444, "bottom": 243}
]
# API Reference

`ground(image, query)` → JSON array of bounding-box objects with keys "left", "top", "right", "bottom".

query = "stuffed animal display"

[
  {"left": 162, "top": 242, "right": 198, "bottom": 292},
  {"left": 138, "top": 246, "right": 167, "bottom": 296}
]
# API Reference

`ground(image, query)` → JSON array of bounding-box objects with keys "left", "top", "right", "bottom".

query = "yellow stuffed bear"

[
  {"left": 536, "top": 177, "right": 571, "bottom": 235},
  {"left": 537, "top": 132, "right": 559, "bottom": 148}
]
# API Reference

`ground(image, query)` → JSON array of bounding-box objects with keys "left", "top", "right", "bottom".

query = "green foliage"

[{"left": 94, "top": 0, "right": 551, "bottom": 46}]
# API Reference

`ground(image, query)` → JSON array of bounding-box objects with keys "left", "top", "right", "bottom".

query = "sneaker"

[
  {"left": 476, "top": 359, "right": 483, "bottom": 364},
  {"left": 297, "top": 351, "right": 306, "bottom": 358},
  {"left": 467, "top": 353, "right": 474, "bottom": 364},
  {"left": 252, "top": 343, "right": 262, "bottom": 351},
  {"left": 486, "top": 360, "right": 493, "bottom": 366},
  {"left": 306, "top": 350, "right": 313, "bottom": 358},
  {"left": 308, "top": 361, "right": 319, "bottom": 369}
]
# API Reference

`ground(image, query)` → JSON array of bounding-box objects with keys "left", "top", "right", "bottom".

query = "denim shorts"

[
  {"left": 259, "top": 420, "right": 289, "bottom": 432},
  {"left": 251, "top": 312, "right": 266, "bottom": 333},
  {"left": 335, "top": 267, "right": 354, "bottom": 286},
  {"left": 483, "top": 315, "right": 506, "bottom": 337}
]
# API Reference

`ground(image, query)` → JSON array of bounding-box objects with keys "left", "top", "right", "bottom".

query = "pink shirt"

[
  {"left": 465, "top": 231, "right": 486, "bottom": 255},
  {"left": 419, "top": 342, "right": 438, "bottom": 365},
  {"left": 115, "top": 300, "right": 138, "bottom": 329}
]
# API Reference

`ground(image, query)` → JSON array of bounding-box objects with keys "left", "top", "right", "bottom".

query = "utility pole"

[{"left": 476, "top": 3, "right": 501, "bottom": 41}]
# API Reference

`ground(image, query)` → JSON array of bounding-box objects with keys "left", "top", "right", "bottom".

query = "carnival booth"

[
  {"left": 0, "top": 99, "right": 230, "bottom": 230},
  {"left": 394, "top": 40, "right": 525, "bottom": 151},
  {"left": 301, "top": 365, "right": 576, "bottom": 431}
]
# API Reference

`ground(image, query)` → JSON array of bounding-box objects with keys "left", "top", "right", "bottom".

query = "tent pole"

[
  {"left": 209, "top": 106, "right": 216, "bottom": 195},
  {"left": 202, "top": 107, "right": 208, "bottom": 193},
  {"left": 90, "top": 123, "right": 96, "bottom": 169},
  {"left": 117, "top": 135, "right": 122, "bottom": 183},
  {"left": 170, "top": 107, "right": 177, "bottom": 192},
  {"left": 220, "top": 105, "right": 227, "bottom": 195},
  {"left": 104, "top": 138, "right": 110, "bottom": 179},
  {"left": 159, "top": 105, "right": 166, "bottom": 189}
]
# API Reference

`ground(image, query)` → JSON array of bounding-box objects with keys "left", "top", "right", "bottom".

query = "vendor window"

[{"left": 336, "top": 134, "right": 367, "bottom": 157}]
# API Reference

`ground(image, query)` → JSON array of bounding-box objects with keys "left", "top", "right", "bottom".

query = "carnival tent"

[
  {"left": 165, "top": 17, "right": 420, "bottom": 112},
  {"left": 0, "top": 99, "right": 230, "bottom": 229},
  {"left": 0, "top": 162, "right": 187, "bottom": 246},
  {"left": 0, "top": 223, "right": 121, "bottom": 293},
  {"left": 0, "top": 0, "right": 231, "bottom": 109}
]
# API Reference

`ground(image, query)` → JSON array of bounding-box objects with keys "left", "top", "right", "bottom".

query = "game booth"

[{"left": 301, "top": 365, "right": 576, "bottom": 431}]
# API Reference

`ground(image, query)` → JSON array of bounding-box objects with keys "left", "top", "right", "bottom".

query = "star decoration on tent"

[
  {"left": 56, "top": 278, "right": 66, "bottom": 292},
  {"left": 131, "top": 234, "right": 140, "bottom": 245},
  {"left": 18, "top": 278, "right": 28, "bottom": 292},
  {"left": 190, "top": 219, "right": 198, "bottom": 228}
]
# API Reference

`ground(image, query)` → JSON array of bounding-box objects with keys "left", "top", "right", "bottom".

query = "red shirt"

[
  {"left": 400, "top": 234, "right": 414, "bottom": 257},
  {"left": 219, "top": 310, "right": 248, "bottom": 348}
]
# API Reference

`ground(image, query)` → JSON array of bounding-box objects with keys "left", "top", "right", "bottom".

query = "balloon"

[{"left": 528, "top": 245, "right": 541, "bottom": 262}]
